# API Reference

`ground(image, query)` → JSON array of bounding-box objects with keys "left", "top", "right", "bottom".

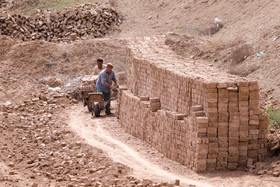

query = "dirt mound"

[{"left": 0, "top": 3, "right": 121, "bottom": 42}]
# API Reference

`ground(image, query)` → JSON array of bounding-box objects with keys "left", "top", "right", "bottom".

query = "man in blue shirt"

[{"left": 96, "top": 63, "right": 118, "bottom": 115}]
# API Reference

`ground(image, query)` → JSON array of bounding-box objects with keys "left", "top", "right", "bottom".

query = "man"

[
  {"left": 92, "top": 57, "right": 106, "bottom": 75},
  {"left": 96, "top": 63, "right": 118, "bottom": 115}
]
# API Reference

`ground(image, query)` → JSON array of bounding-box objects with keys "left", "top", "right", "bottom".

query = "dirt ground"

[{"left": 1, "top": 0, "right": 280, "bottom": 186}]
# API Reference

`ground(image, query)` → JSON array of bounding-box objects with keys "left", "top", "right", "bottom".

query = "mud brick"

[
  {"left": 248, "top": 150, "right": 258, "bottom": 160},
  {"left": 239, "top": 101, "right": 249, "bottom": 107},
  {"left": 191, "top": 105, "right": 202, "bottom": 112},
  {"left": 206, "top": 83, "right": 218, "bottom": 89},
  {"left": 239, "top": 131, "right": 248, "bottom": 137},
  {"left": 218, "top": 141, "right": 228, "bottom": 148},
  {"left": 229, "top": 137, "right": 239, "bottom": 146},
  {"left": 150, "top": 97, "right": 160, "bottom": 103},
  {"left": 239, "top": 107, "right": 249, "bottom": 113},
  {"left": 218, "top": 122, "right": 228, "bottom": 127},
  {"left": 207, "top": 127, "right": 217, "bottom": 137},
  {"left": 219, "top": 117, "right": 228, "bottom": 123},
  {"left": 219, "top": 137, "right": 228, "bottom": 142},
  {"left": 216, "top": 164, "right": 228, "bottom": 171},
  {"left": 208, "top": 143, "right": 218, "bottom": 154},
  {"left": 207, "top": 93, "right": 218, "bottom": 98},
  {"left": 150, "top": 102, "right": 161, "bottom": 108},
  {"left": 229, "top": 131, "right": 239, "bottom": 137},
  {"left": 193, "top": 111, "right": 205, "bottom": 117},
  {"left": 208, "top": 122, "right": 219, "bottom": 127},
  {"left": 240, "top": 136, "right": 249, "bottom": 142},
  {"left": 219, "top": 147, "right": 228, "bottom": 152},
  {"left": 195, "top": 159, "right": 207, "bottom": 172},
  {"left": 239, "top": 96, "right": 249, "bottom": 101},
  {"left": 218, "top": 112, "right": 228, "bottom": 118},
  {"left": 237, "top": 81, "right": 249, "bottom": 86},
  {"left": 239, "top": 125, "right": 249, "bottom": 131},
  {"left": 218, "top": 99, "right": 229, "bottom": 104},
  {"left": 197, "top": 122, "right": 208, "bottom": 128},
  {"left": 240, "top": 120, "right": 249, "bottom": 126},
  {"left": 208, "top": 102, "right": 218, "bottom": 108},
  {"left": 249, "top": 129, "right": 259, "bottom": 135},
  {"left": 250, "top": 115, "right": 259, "bottom": 120},
  {"left": 208, "top": 112, "right": 218, "bottom": 120},
  {"left": 229, "top": 121, "right": 239, "bottom": 127},
  {"left": 229, "top": 97, "right": 238, "bottom": 102},
  {"left": 249, "top": 120, "right": 259, "bottom": 125},
  {"left": 249, "top": 91, "right": 259, "bottom": 100},
  {"left": 239, "top": 87, "right": 249, "bottom": 93},
  {"left": 208, "top": 153, "right": 218, "bottom": 159},
  {"left": 218, "top": 106, "right": 228, "bottom": 112},
  {"left": 208, "top": 138, "right": 218, "bottom": 143},
  {"left": 217, "top": 83, "right": 227, "bottom": 89},
  {"left": 218, "top": 127, "right": 228, "bottom": 136},
  {"left": 208, "top": 107, "right": 218, "bottom": 113},
  {"left": 239, "top": 141, "right": 248, "bottom": 147},
  {"left": 140, "top": 96, "right": 149, "bottom": 101},
  {"left": 229, "top": 102, "right": 238, "bottom": 107},
  {"left": 227, "top": 163, "right": 237, "bottom": 171},
  {"left": 229, "top": 107, "right": 239, "bottom": 112},
  {"left": 228, "top": 156, "right": 239, "bottom": 163},
  {"left": 207, "top": 88, "right": 218, "bottom": 93},
  {"left": 249, "top": 101, "right": 259, "bottom": 109},
  {"left": 249, "top": 84, "right": 259, "bottom": 91},
  {"left": 249, "top": 139, "right": 258, "bottom": 144},
  {"left": 248, "top": 144, "right": 258, "bottom": 150},
  {"left": 228, "top": 146, "right": 238, "bottom": 153},
  {"left": 150, "top": 106, "right": 160, "bottom": 112}
]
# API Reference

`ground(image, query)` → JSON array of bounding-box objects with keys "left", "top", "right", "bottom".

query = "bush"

[
  {"left": 265, "top": 107, "right": 280, "bottom": 129},
  {"left": 231, "top": 44, "right": 253, "bottom": 64},
  {"left": 228, "top": 63, "right": 259, "bottom": 77}
]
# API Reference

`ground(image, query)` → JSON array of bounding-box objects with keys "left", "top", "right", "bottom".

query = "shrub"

[
  {"left": 228, "top": 63, "right": 260, "bottom": 77},
  {"left": 231, "top": 44, "right": 253, "bottom": 64},
  {"left": 265, "top": 107, "right": 280, "bottom": 129}
]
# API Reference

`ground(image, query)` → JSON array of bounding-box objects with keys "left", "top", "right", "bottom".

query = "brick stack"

[
  {"left": 118, "top": 35, "right": 268, "bottom": 172},
  {"left": 79, "top": 75, "right": 98, "bottom": 91}
]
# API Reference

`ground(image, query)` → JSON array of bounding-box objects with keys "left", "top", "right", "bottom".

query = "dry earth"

[{"left": 1, "top": 0, "right": 280, "bottom": 186}]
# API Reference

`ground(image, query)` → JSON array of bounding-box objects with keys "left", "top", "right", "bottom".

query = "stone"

[{"left": 272, "top": 172, "right": 280, "bottom": 177}]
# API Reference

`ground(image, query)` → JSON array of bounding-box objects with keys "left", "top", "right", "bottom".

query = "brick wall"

[{"left": 117, "top": 36, "right": 268, "bottom": 172}]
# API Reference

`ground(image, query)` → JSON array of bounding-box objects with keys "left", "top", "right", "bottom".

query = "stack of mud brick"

[{"left": 118, "top": 36, "right": 268, "bottom": 172}]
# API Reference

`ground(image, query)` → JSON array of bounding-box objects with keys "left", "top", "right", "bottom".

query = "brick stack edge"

[{"left": 117, "top": 36, "right": 268, "bottom": 172}]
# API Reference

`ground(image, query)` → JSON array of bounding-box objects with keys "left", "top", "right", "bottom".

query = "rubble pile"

[
  {"left": 0, "top": 86, "right": 174, "bottom": 186},
  {"left": 247, "top": 129, "right": 280, "bottom": 178},
  {"left": 0, "top": 3, "right": 121, "bottom": 42}
]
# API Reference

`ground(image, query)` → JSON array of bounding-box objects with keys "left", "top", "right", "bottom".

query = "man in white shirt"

[{"left": 92, "top": 57, "right": 106, "bottom": 75}]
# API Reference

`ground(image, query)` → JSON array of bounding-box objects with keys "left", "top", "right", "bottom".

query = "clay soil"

[{"left": 1, "top": 0, "right": 280, "bottom": 186}]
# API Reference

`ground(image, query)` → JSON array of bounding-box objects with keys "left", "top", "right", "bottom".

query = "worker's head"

[
  {"left": 97, "top": 58, "right": 103, "bottom": 69},
  {"left": 106, "top": 63, "right": 113, "bottom": 73}
]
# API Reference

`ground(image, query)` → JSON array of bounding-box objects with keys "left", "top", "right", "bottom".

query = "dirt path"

[{"left": 66, "top": 101, "right": 280, "bottom": 187}]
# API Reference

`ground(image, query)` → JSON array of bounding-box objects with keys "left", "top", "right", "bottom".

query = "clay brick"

[{"left": 150, "top": 97, "right": 160, "bottom": 103}]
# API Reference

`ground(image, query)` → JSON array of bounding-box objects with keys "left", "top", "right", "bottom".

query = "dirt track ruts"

[{"left": 66, "top": 101, "right": 280, "bottom": 187}]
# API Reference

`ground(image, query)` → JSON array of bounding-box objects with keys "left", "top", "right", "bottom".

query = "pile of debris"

[
  {"left": 0, "top": 3, "right": 121, "bottom": 42},
  {"left": 0, "top": 86, "right": 177, "bottom": 186},
  {"left": 248, "top": 128, "right": 280, "bottom": 177}
]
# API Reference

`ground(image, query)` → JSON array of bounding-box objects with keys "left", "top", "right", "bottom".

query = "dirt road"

[{"left": 66, "top": 101, "right": 280, "bottom": 187}]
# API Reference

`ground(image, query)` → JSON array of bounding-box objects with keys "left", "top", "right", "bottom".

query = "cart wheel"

[
  {"left": 94, "top": 102, "right": 100, "bottom": 117},
  {"left": 87, "top": 100, "right": 92, "bottom": 112}
]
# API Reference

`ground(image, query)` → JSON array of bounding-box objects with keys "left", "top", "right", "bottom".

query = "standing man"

[
  {"left": 92, "top": 57, "right": 106, "bottom": 75},
  {"left": 96, "top": 63, "right": 118, "bottom": 115}
]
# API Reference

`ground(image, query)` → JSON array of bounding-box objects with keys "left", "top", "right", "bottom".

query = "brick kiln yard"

[{"left": 1, "top": 0, "right": 280, "bottom": 187}]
